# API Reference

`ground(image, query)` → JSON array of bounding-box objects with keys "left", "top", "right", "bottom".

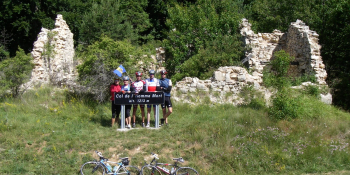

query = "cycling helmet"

[
  {"left": 160, "top": 70, "right": 167, "bottom": 75},
  {"left": 149, "top": 70, "right": 155, "bottom": 75},
  {"left": 122, "top": 76, "right": 129, "bottom": 81},
  {"left": 135, "top": 71, "right": 142, "bottom": 76}
]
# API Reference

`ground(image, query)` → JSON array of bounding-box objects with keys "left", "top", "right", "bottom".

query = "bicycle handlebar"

[
  {"left": 151, "top": 152, "right": 159, "bottom": 159},
  {"left": 95, "top": 151, "right": 108, "bottom": 161}
]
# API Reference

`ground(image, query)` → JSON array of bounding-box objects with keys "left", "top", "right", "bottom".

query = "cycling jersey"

[
  {"left": 159, "top": 78, "right": 172, "bottom": 97},
  {"left": 121, "top": 85, "right": 130, "bottom": 91},
  {"left": 110, "top": 84, "right": 121, "bottom": 101},
  {"left": 131, "top": 80, "right": 146, "bottom": 93},
  {"left": 145, "top": 78, "right": 159, "bottom": 92}
]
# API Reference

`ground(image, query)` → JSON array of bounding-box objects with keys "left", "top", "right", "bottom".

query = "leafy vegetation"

[
  {"left": 263, "top": 50, "right": 294, "bottom": 89},
  {"left": 164, "top": 0, "right": 245, "bottom": 81},
  {"left": 1, "top": 0, "right": 350, "bottom": 110},
  {"left": 1, "top": 87, "right": 350, "bottom": 174},
  {"left": 76, "top": 36, "right": 152, "bottom": 102},
  {"left": 0, "top": 48, "right": 33, "bottom": 97}
]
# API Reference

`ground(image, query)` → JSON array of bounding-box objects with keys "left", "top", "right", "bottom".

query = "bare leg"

[
  {"left": 126, "top": 117, "right": 131, "bottom": 125},
  {"left": 164, "top": 107, "right": 172, "bottom": 124},
  {"left": 111, "top": 118, "right": 115, "bottom": 127},
  {"left": 132, "top": 106, "right": 137, "bottom": 123},
  {"left": 147, "top": 107, "right": 151, "bottom": 123},
  {"left": 141, "top": 107, "right": 145, "bottom": 123}
]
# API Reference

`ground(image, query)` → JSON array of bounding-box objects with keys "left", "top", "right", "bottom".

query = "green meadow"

[{"left": 1, "top": 87, "right": 350, "bottom": 174}]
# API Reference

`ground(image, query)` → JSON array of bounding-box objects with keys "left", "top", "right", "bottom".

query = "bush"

[
  {"left": 0, "top": 48, "right": 33, "bottom": 97},
  {"left": 263, "top": 50, "right": 294, "bottom": 89},
  {"left": 304, "top": 85, "right": 320, "bottom": 98},
  {"left": 268, "top": 88, "right": 302, "bottom": 120},
  {"left": 76, "top": 36, "right": 151, "bottom": 103}
]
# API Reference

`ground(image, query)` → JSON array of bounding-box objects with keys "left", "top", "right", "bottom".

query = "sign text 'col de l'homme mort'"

[{"left": 114, "top": 92, "right": 165, "bottom": 105}]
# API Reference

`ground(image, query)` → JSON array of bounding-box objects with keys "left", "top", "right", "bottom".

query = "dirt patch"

[{"left": 37, "top": 141, "right": 47, "bottom": 154}]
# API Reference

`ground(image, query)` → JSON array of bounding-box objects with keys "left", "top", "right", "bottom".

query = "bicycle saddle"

[
  {"left": 119, "top": 157, "right": 129, "bottom": 160},
  {"left": 173, "top": 157, "right": 184, "bottom": 163}
]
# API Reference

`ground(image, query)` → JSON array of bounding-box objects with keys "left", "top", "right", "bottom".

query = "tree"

[
  {"left": 79, "top": 0, "right": 153, "bottom": 45},
  {"left": 0, "top": 0, "right": 94, "bottom": 56},
  {"left": 163, "top": 0, "right": 245, "bottom": 81},
  {"left": 318, "top": 0, "right": 350, "bottom": 110},
  {"left": 77, "top": 36, "right": 151, "bottom": 103},
  {"left": 0, "top": 48, "right": 34, "bottom": 97}
]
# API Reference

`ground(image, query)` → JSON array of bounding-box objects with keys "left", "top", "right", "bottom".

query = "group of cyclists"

[{"left": 110, "top": 70, "right": 173, "bottom": 128}]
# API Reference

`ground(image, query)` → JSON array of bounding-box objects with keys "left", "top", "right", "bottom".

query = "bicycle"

[
  {"left": 80, "top": 151, "right": 140, "bottom": 175},
  {"left": 141, "top": 153, "right": 199, "bottom": 175}
]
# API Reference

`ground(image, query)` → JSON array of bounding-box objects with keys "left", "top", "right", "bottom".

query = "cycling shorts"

[{"left": 161, "top": 96, "right": 172, "bottom": 109}]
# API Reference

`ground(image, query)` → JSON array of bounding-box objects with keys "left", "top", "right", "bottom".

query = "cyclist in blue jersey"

[
  {"left": 121, "top": 76, "right": 132, "bottom": 129},
  {"left": 159, "top": 70, "right": 173, "bottom": 126}
]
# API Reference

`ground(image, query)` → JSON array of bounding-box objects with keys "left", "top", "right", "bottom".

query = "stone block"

[
  {"left": 214, "top": 71, "right": 225, "bottom": 81},
  {"left": 180, "top": 88, "right": 189, "bottom": 94},
  {"left": 320, "top": 93, "right": 332, "bottom": 105},
  {"left": 189, "top": 87, "right": 197, "bottom": 92},
  {"left": 197, "top": 83, "right": 206, "bottom": 90},
  {"left": 238, "top": 74, "right": 246, "bottom": 82}
]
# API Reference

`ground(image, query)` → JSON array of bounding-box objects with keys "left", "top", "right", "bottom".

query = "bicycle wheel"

[
  {"left": 175, "top": 167, "right": 199, "bottom": 175},
  {"left": 117, "top": 165, "right": 140, "bottom": 175},
  {"left": 80, "top": 161, "right": 106, "bottom": 175},
  {"left": 141, "top": 165, "right": 162, "bottom": 175}
]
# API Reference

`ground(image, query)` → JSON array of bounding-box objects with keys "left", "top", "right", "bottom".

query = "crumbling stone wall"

[
  {"left": 240, "top": 19, "right": 327, "bottom": 85},
  {"left": 285, "top": 20, "right": 327, "bottom": 84},
  {"left": 26, "top": 14, "right": 77, "bottom": 88},
  {"left": 172, "top": 19, "right": 331, "bottom": 105},
  {"left": 172, "top": 66, "right": 272, "bottom": 105}
]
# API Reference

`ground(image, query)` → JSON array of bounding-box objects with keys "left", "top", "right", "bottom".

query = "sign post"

[
  {"left": 114, "top": 92, "right": 165, "bottom": 129},
  {"left": 120, "top": 105, "right": 125, "bottom": 129},
  {"left": 155, "top": 105, "right": 159, "bottom": 128}
]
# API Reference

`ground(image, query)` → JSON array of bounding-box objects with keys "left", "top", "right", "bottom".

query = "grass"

[{"left": 1, "top": 86, "right": 350, "bottom": 174}]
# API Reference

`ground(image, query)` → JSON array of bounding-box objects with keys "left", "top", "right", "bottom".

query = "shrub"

[
  {"left": 0, "top": 48, "right": 34, "bottom": 97},
  {"left": 268, "top": 88, "right": 302, "bottom": 120},
  {"left": 263, "top": 50, "right": 294, "bottom": 89},
  {"left": 76, "top": 36, "right": 151, "bottom": 103},
  {"left": 304, "top": 85, "right": 320, "bottom": 98}
]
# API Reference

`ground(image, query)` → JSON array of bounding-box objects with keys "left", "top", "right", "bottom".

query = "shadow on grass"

[
  {"left": 90, "top": 115, "right": 111, "bottom": 127},
  {"left": 64, "top": 91, "right": 101, "bottom": 109}
]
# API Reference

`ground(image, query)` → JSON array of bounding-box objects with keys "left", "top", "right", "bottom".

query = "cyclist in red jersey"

[
  {"left": 110, "top": 78, "right": 121, "bottom": 127},
  {"left": 131, "top": 72, "right": 146, "bottom": 127}
]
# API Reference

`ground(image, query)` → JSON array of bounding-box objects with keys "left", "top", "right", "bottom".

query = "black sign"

[{"left": 114, "top": 92, "right": 165, "bottom": 105}]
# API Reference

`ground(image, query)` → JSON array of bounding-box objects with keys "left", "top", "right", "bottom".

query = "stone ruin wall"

[
  {"left": 240, "top": 19, "right": 327, "bottom": 85},
  {"left": 24, "top": 14, "right": 77, "bottom": 89},
  {"left": 24, "top": 15, "right": 331, "bottom": 104},
  {"left": 285, "top": 20, "right": 327, "bottom": 84},
  {"left": 172, "top": 19, "right": 331, "bottom": 105},
  {"left": 149, "top": 47, "right": 166, "bottom": 72},
  {"left": 26, "top": 14, "right": 163, "bottom": 89},
  {"left": 172, "top": 66, "right": 272, "bottom": 105}
]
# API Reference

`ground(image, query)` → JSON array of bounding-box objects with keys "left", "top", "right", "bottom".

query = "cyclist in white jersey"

[
  {"left": 145, "top": 70, "right": 160, "bottom": 127},
  {"left": 131, "top": 72, "right": 146, "bottom": 127}
]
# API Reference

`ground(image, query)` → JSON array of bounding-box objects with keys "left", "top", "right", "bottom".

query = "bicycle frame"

[
  {"left": 144, "top": 154, "right": 182, "bottom": 175},
  {"left": 96, "top": 152, "right": 130, "bottom": 175}
]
